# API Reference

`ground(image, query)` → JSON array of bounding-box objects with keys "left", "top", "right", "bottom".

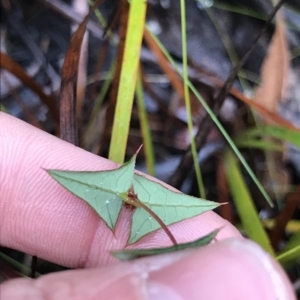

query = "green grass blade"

[
  {"left": 212, "top": 1, "right": 300, "bottom": 32},
  {"left": 212, "top": 1, "right": 268, "bottom": 20},
  {"left": 146, "top": 28, "right": 272, "bottom": 207},
  {"left": 284, "top": 230, "right": 300, "bottom": 251},
  {"left": 277, "top": 245, "right": 300, "bottom": 266},
  {"left": 224, "top": 150, "right": 275, "bottom": 255},
  {"left": 180, "top": 0, "right": 205, "bottom": 198},
  {"left": 135, "top": 68, "right": 155, "bottom": 176},
  {"left": 234, "top": 139, "right": 283, "bottom": 152},
  {"left": 0, "top": 252, "right": 41, "bottom": 278},
  {"left": 108, "top": 0, "right": 147, "bottom": 163},
  {"left": 205, "top": 7, "right": 250, "bottom": 92},
  {"left": 85, "top": 62, "right": 115, "bottom": 137},
  {"left": 0, "top": 104, "right": 8, "bottom": 112},
  {"left": 244, "top": 125, "right": 300, "bottom": 148},
  {"left": 88, "top": 0, "right": 114, "bottom": 39},
  {"left": 291, "top": 45, "right": 300, "bottom": 60}
]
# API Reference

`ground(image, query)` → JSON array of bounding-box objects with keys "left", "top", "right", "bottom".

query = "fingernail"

[{"left": 144, "top": 239, "right": 295, "bottom": 300}]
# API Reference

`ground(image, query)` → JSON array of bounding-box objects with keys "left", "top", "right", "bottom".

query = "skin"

[{"left": 0, "top": 112, "right": 296, "bottom": 299}]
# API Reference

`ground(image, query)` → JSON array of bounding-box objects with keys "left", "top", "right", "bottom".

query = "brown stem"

[
  {"left": 30, "top": 256, "right": 37, "bottom": 278},
  {"left": 126, "top": 189, "right": 178, "bottom": 245}
]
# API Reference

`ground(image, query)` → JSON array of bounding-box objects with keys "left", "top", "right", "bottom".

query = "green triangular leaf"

[
  {"left": 47, "top": 154, "right": 137, "bottom": 230},
  {"left": 128, "top": 174, "right": 219, "bottom": 244},
  {"left": 113, "top": 229, "right": 219, "bottom": 261}
]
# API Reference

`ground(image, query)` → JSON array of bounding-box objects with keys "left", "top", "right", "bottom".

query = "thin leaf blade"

[
  {"left": 277, "top": 245, "right": 300, "bottom": 266},
  {"left": 235, "top": 139, "right": 283, "bottom": 152},
  {"left": 108, "top": 0, "right": 147, "bottom": 163},
  {"left": 224, "top": 150, "right": 275, "bottom": 255},
  {"left": 247, "top": 125, "right": 300, "bottom": 148},
  {"left": 284, "top": 230, "right": 300, "bottom": 251},
  {"left": 113, "top": 229, "right": 219, "bottom": 261}
]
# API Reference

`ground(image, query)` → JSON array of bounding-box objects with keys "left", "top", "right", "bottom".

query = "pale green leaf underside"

[
  {"left": 48, "top": 154, "right": 219, "bottom": 244},
  {"left": 113, "top": 229, "right": 219, "bottom": 260},
  {"left": 128, "top": 174, "right": 219, "bottom": 244},
  {"left": 48, "top": 155, "right": 136, "bottom": 229}
]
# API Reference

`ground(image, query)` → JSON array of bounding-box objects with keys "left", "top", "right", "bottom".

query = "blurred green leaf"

[
  {"left": 262, "top": 219, "right": 300, "bottom": 233},
  {"left": 243, "top": 125, "right": 300, "bottom": 148},
  {"left": 135, "top": 69, "right": 155, "bottom": 176},
  {"left": 147, "top": 28, "right": 272, "bottom": 207},
  {"left": 0, "top": 252, "right": 41, "bottom": 278},
  {"left": 284, "top": 230, "right": 300, "bottom": 251},
  {"left": 224, "top": 150, "right": 275, "bottom": 255},
  {"left": 113, "top": 229, "right": 219, "bottom": 260},
  {"left": 0, "top": 105, "right": 8, "bottom": 113},
  {"left": 234, "top": 139, "right": 283, "bottom": 152},
  {"left": 277, "top": 245, "right": 300, "bottom": 266}
]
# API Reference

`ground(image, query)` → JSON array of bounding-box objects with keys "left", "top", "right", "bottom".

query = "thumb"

[{"left": 1, "top": 239, "right": 295, "bottom": 300}]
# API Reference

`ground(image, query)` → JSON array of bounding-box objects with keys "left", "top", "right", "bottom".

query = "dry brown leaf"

[
  {"left": 190, "top": 61, "right": 299, "bottom": 131},
  {"left": 144, "top": 28, "right": 202, "bottom": 122},
  {"left": 97, "top": 0, "right": 129, "bottom": 156},
  {"left": 0, "top": 52, "right": 59, "bottom": 121},
  {"left": 270, "top": 185, "right": 300, "bottom": 251},
  {"left": 60, "top": 0, "right": 104, "bottom": 145},
  {"left": 72, "top": 0, "right": 89, "bottom": 134},
  {"left": 217, "top": 159, "right": 234, "bottom": 224},
  {"left": 229, "top": 87, "right": 300, "bottom": 131},
  {"left": 2, "top": 73, "right": 43, "bottom": 129},
  {"left": 253, "top": 12, "right": 289, "bottom": 112}
]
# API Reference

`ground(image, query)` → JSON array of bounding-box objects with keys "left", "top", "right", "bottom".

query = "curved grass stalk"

[
  {"left": 108, "top": 0, "right": 147, "bottom": 163},
  {"left": 180, "top": 0, "right": 205, "bottom": 198},
  {"left": 136, "top": 68, "right": 155, "bottom": 176},
  {"left": 224, "top": 150, "right": 274, "bottom": 255},
  {"left": 146, "top": 28, "right": 272, "bottom": 206},
  {"left": 84, "top": 62, "right": 115, "bottom": 137}
]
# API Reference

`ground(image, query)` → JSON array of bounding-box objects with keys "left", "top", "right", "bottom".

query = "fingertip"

[
  {"left": 1, "top": 239, "right": 295, "bottom": 300},
  {"left": 0, "top": 113, "right": 241, "bottom": 268},
  {"left": 146, "top": 239, "right": 296, "bottom": 300}
]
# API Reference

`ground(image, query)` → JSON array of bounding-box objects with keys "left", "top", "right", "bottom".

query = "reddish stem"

[{"left": 127, "top": 188, "right": 178, "bottom": 246}]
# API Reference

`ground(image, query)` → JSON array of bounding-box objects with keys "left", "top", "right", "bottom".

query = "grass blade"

[
  {"left": 113, "top": 229, "right": 219, "bottom": 260},
  {"left": 0, "top": 52, "right": 58, "bottom": 121},
  {"left": 180, "top": 0, "right": 205, "bottom": 198},
  {"left": 284, "top": 230, "right": 300, "bottom": 251},
  {"left": 277, "top": 245, "right": 300, "bottom": 266},
  {"left": 108, "top": 0, "right": 147, "bottom": 163},
  {"left": 146, "top": 28, "right": 273, "bottom": 207},
  {"left": 234, "top": 138, "right": 283, "bottom": 152},
  {"left": 136, "top": 68, "right": 155, "bottom": 176},
  {"left": 224, "top": 150, "right": 275, "bottom": 255},
  {"left": 244, "top": 125, "right": 300, "bottom": 148},
  {"left": 0, "top": 252, "right": 41, "bottom": 278}
]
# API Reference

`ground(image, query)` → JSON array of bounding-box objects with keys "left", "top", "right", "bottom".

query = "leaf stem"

[{"left": 123, "top": 188, "right": 178, "bottom": 245}]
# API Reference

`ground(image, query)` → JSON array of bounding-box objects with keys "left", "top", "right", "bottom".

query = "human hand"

[{"left": 0, "top": 112, "right": 295, "bottom": 299}]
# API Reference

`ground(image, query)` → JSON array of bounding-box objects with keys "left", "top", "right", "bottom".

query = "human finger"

[
  {"left": 0, "top": 113, "right": 241, "bottom": 268},
  {"left": 1, "top": 239, "right": 295, "bottom": 300}
]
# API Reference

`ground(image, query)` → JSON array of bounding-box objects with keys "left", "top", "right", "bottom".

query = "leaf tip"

[{"left": 136, "top": 144, "right": 143, "bottom": 155}]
